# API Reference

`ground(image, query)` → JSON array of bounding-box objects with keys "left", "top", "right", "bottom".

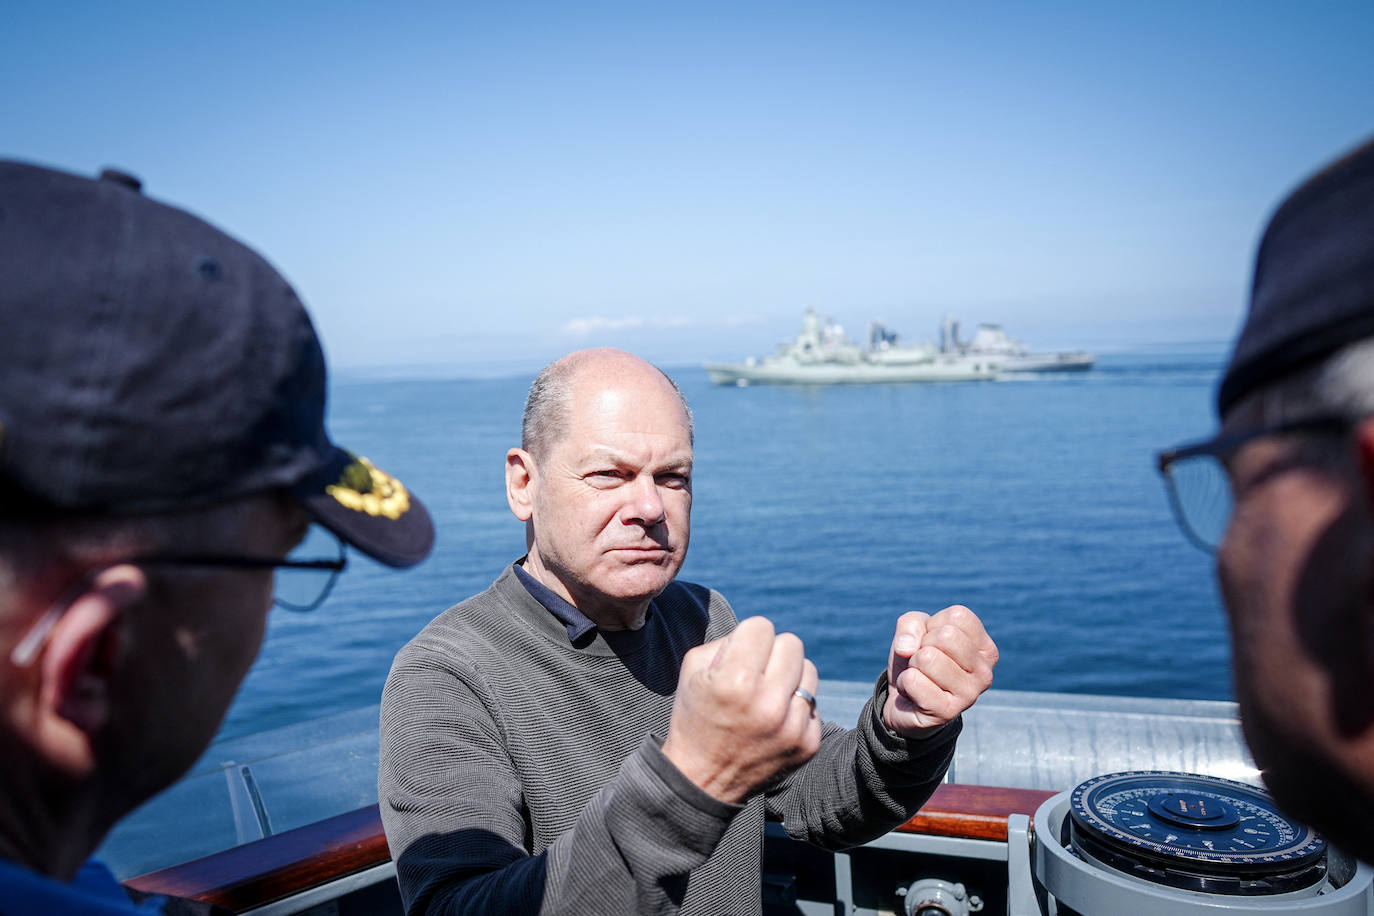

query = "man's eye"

[
  {"left": 657, "top": 473, "right": 690, "bottom": 489},
  {"left": 588, "top": 470, "right": 623, "bottom": 482}
]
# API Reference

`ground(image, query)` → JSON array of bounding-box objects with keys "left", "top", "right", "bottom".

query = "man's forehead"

[
  {"left": 578, "top": 442, "right": 694, "bottom": 466},
  {"left": 544, "top": 381, "right": 691, "bottom": 463},
  {"left": 565, "top": 373, "right": 690, "bottom": 431}
]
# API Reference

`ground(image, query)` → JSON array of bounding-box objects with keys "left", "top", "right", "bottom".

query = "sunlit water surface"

[{"left": 219, "top": 348, "right": 1227, "bottom": 743}]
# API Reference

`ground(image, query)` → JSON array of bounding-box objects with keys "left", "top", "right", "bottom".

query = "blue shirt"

[
  {"left": 0, "top": 858, "right": 165, "bottom": 915},
  {"left": 513, "top": 564, "right": 598, "bottom": 641}
]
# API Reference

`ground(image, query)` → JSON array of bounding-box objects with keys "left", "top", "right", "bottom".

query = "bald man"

[{"left": 379, "top": 349, "right": 998, "bottom": 916}]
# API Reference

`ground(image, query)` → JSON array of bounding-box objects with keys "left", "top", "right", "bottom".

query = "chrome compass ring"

[{"left": 1068, "top": 771, "right": 1326, "bottom": 896}]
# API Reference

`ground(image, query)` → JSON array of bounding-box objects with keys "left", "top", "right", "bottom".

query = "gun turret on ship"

[{"left": 941, "top": 315, "right": 1097, "bottom": 372}]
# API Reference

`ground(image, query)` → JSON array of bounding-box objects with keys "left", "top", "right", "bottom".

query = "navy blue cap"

[
  {"left": 1219, "top": 136, "right": 1374, "bottom": 416},
  {"left": 0, "top": 160, "right": 434, "bottom": 568}
]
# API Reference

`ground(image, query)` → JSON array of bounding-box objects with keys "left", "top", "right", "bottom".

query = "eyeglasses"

[
  {"left": 9, "top": 528, "right": 346, "bottom": 667},
  {"left": 1155, "top": 416, "right": 1352, "bottom": 552}
]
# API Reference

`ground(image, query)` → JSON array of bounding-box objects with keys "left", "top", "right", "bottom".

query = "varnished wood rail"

[
  {"left": 897, "top": 783, "right": 1056, "bottom": 841},
  {"left": 126, "top": 783, "right": 1054, "bottom": 911},
  {"left": 125, "top": 804, "right": 389, "bottom": 912}
]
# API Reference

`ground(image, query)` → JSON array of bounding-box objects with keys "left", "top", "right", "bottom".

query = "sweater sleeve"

[
  {"left": 763, "top": 672, "right": 960, "bottom": 851},
  {"left": 378, "top": 644, "right": 741, "bottom": 916}
]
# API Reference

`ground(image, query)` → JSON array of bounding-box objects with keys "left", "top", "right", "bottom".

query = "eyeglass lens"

[
  {"left": 1165, "top": 453, "right": 1232, "bottom": 551},
  {"left": 275, "top": 526, "right": 345, "bottom": 611}
]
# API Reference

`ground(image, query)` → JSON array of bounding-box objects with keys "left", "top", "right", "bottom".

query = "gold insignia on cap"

[{"left": 326, "top": 456, "right": 411, "bottom": 520}]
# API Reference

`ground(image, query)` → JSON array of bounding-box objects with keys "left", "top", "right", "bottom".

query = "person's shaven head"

[{"left": 522, "top": 349, "right": 694, "bottom": 464}]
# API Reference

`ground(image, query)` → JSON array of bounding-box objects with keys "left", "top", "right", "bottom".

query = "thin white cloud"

[
  {"left": 562, "top": 316, "right": 649, "bottom": 336},
  {"left": 562, "top": 314, "right": 763, "bottom": 337}
]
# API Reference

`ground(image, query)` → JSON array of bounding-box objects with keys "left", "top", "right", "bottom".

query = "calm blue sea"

[{"left": 218, "top": 347, "right": 1230, "bottom": 743}]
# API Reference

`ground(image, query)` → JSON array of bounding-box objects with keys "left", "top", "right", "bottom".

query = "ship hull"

[
  {"left": 991, "top": 352, "right": 1097, "bottom": 372},
  {"left": 704, "top": 360, "right": 997, "bottom": 385}
]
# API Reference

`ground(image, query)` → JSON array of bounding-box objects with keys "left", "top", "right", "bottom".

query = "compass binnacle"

[{"left": 1067, "top": 771, "right": 1327, "bottom": 895}]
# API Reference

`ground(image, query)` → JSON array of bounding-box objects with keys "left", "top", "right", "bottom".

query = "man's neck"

[
  {"left": 519, "top": 555, "right": 649, "bottom": 631},
  {"left": 0, "top": 776, "right": 99, "bottom": 881},
  {"left": 0, "top": 716, "right": 120, "bottom": 881}
]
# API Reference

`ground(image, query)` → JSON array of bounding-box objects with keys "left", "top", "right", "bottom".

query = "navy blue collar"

[{"left": 514, "top": 564, "right": 599, "bottom": 641}]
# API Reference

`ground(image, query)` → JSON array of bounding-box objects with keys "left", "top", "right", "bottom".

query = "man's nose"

[{"left": 623, "top": 474, "right": 666, "bottom": 525}]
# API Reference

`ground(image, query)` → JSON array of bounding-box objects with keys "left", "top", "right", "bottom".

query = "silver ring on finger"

[{"left": 793, "top": 686, "right": 817, "bottom": 715}]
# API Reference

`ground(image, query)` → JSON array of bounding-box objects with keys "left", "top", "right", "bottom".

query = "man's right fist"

[{"left": 661, "top": 616, "right": 822, "bottom": 803}]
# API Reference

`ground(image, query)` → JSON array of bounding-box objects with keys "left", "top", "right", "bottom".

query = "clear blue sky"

[{"left": 5, "top": 1, "right": 1373, "bottom": 372}]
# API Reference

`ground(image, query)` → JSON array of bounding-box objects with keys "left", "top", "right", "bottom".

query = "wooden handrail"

[
  {"left": 897, "top": 783, "right": 1056, "bottom": 841},
  {"left": 125, "top": 783, "right": 1053, "bottom": 910},
  {"left": 125, "top": 804, "right": 389, "bottom": 912}
]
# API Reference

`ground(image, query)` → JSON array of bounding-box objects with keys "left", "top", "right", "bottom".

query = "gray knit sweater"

[{"left": 378, "top": 565, "right": 959, "bottom": 915}]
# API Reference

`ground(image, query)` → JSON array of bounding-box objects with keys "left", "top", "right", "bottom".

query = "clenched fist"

[
  {"left": 883, "top": 605, "right": 997, "bottom": 737},
  {"left": 661, "top": 617, "right": 822, "bottom": 803}
]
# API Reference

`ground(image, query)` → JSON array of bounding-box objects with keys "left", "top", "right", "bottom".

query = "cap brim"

[{"left": 291, "top": 448, "right": 434, "bottom": 568}]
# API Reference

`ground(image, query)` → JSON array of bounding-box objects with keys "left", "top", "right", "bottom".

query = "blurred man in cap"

[
  {"left": 1158, "top": 136, "right": 1374, "bottom": 861},
  {"left": 0, "top": 160, "right": 434, "bottom": 912}
]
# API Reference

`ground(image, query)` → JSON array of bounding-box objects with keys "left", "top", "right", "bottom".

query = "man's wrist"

[
  {"left": 645, "top": 734, "right": 746, "bottom": 815},
  {"left": 874, "top": 671, "right": 956, "bottom": 741}
]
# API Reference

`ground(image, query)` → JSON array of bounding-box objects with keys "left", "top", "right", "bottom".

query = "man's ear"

[
  {"left": 506, "top": 448, "right": 536, "bottom": 522},
  {"left": 35, "top": 565, "right": 146, "bottom": 776}
]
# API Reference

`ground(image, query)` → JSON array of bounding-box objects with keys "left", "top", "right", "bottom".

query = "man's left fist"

[{"left": 882, "top": 605, "right": 997, "bottom": 737}]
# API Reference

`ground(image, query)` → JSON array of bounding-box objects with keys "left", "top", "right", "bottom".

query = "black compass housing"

[{"left": 1066, "top": 771, "right": 1327, "bottom": 896}]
